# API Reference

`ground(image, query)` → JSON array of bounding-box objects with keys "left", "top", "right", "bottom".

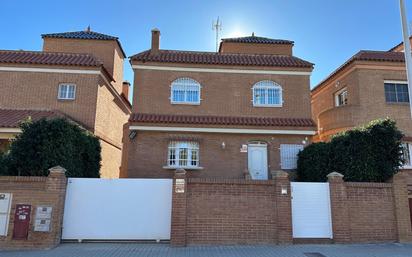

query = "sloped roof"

[
  {"left": 130, "top": 113, "right": 316, "bottom": 127},
  {"left": 41, "top": 30, "right": 126, "bottom": 57},
  {"left": 0, "top": 109, "right": 64, "bottom": 128},
  {"left": 130, "top": 49, "right": 313, "bottom": 68},
  {"left": 312, "top": 50, "right": 405, "bottom": 93},
  {"left": 0, "top": 50, "right": 114, "bottom": 81},
  {"left": 221, "top": 35, "right": 294, "bottom": 45},
  {"left": 0, "top": 50, "right": 103, "bottom": 67},
  {"left": 42, "top": 30, "right": 118, "bottom": 41}
]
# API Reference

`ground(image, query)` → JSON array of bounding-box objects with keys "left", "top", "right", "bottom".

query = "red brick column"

[
  {"left": 46, "top": 166, "right": 67, "bottom": 248},
  {"left": 392, "top": 171, "right": 412, "bottom": 242},
  {"left": 170, "top": 169, "right": 187, "bottom": 247},
  {"left": 272, "top": 170, "right": 292, "bottom": 244},
  {"left": 327, "top": 172, "right": 351, "bottom": 243}
]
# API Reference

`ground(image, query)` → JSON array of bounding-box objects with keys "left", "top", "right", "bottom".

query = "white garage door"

[
  {"left": 62, "top": 178, "right": 173, "bottom": 241},
  {"left": 291, "top": 182, "right": 333, "bottom": 238}
]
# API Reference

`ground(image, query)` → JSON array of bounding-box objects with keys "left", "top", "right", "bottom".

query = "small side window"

[
  {"left": 58, "top": 84, "right": 76, "bottom": 100},
  {"left": 334, "top": 88, "right": 348, "bottom": 107}
]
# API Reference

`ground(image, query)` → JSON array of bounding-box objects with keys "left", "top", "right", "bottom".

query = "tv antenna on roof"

[{"left": 212, "top": 17, "right": 222, "bottom": 52}]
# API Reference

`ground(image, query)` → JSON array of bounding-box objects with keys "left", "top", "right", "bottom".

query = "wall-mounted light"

[
  {"left": 302, "top": 137, "right": 309, "bottom": 145},
  {"left": 221, "top": 142, "right": 226, "bottom": 149},
  {"left": 129, "top": 130, "right": 137, "bottom": 140}
]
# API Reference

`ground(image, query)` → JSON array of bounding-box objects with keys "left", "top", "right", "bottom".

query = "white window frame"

[
  {"left": 170, "top": 78, "right": 201, "bottom": 105},
  {"left": 401, "top": 142, "right": 412, "bottom": 169},
  {"left": 280, "top": 144, "right": 304, "bottom": 170},
  {"left": 252, "top": 80, "right": 283, "bottom": 107},
  {"left": 166, "top": 141, "right": 200, "bottom": 169},
  {"left": 58, "top": 83, "right": 76, "bottom": 100},
  {"left": 334, "top": 88, "right": 348, "bottom": 107}
]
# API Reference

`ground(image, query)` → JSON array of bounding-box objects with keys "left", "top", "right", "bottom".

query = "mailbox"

[{"left": 13, "top": 204, "right": 31, "bottom": 240}]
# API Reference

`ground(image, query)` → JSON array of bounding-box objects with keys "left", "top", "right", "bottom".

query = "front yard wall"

[
  {"left": 170, "top": 171, "right": 293, "bottom": 246},
  {"left": 346, "top": 183, "right": 397, "bottom": 242},
  {"left": 0, "top": 168, "right": 66, "bottom": 250}
]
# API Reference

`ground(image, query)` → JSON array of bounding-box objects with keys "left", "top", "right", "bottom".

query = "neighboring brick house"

[
  {"left": 0, "top": 29, "right": 131, "bottom": 178},
  {"left": 121, "top": 29, "right": 316, "bottom": 179},
  {"left": 311, "top": 39, "right": 412, "bottom": 182}
]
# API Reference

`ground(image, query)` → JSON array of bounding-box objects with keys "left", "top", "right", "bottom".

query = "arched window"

[
  {"left": 252, "top": 80, "right": 283, "bottom": 107},
  {"left": 170, "top": 78, "right": 201, "bottom": 104}
]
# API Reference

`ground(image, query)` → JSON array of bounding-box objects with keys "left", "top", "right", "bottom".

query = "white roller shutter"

[{"left": 280, "top": 144, "right": 304, "bottom": 170}]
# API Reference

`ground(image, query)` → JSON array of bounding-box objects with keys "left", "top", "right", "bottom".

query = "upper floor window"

[
  {"left": 252, "top": 80, "right": 282, "bottom": 107},
  {"left": 335, "top": 88, "right": 348, "bottom": 107},
  {"left": 167, "top": 141, "right": 199, "bottom": 168},
  {"left": 384, "top": 82, "right": 409, "bottom": 103},
  {"left": 401, "top": 142, "right": 412, "bottom": 168},
  {"left": 170, "top": 78, "right": 201, "bottom": 104},
  {"left": 58, "top": 83, "right": 76, "bottom": 100}
]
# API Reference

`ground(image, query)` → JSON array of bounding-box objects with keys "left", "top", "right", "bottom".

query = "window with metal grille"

[
  {"left": 252, "top": 80, "right": 282, "bottom": 107},
  {"left": 167, "top": 141, "right": 199, "bottom": 168},
  {"left": 58, "top": 84, "right": 76, "bottom": 100},
  {"left": 280, "top": 144, "right": 304, "bottom": 170},
  {"left": 401, "top": 142, "right": 412, "bottom": 168},
  {"left": 170, "top": 78, "right": 201, "bottom": 104},
  {"left": 384, "top": 82, "right": 409, "bottom": 103}
]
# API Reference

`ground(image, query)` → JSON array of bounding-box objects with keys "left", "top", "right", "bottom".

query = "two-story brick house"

[
  {"left": 121, "top": 29, "right": 316, "bottom": 179},
  {"left": 311, "top": 39, "right": 412, "bottom": 181},
  {"left": 0, "top": 29, "right": 131, "bottom": 178}
]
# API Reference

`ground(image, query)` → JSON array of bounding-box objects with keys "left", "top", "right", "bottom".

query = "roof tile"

[
  {"left": 129, "top": 113, "right": 315, "bottom": 128},
  {"left": 221, "top": 35, "right": 294, "bottom": 45},
  {"left": 0, "top": 109, "right": 64, "bottom": 128},
  {"left": 41, "top": 30, "right": 118, "bottom": 40},
  {"left": 131, "top": 50, "right": 313, "bottom": 68},
  {"left": 0, "top": 50, "right": 103, "bottom": 67}
]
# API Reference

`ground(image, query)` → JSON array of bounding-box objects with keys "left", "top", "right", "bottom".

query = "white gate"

[
  {"left": 62, "top": 178, "right": 173, "bottom": 241},
  {"left": 291, "top": 182, "right": 333, "bottom": 238}
]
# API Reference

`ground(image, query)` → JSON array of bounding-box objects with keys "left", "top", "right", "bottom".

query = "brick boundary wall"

[
  {"left": 0, "top": 166, "right": 67, "bottom": 250},
  {"left": 328, "top": 172, "right": 412, "bottom": 244},
  {"left": 170, "top": 169, "right": 292, "bottom": 246}
]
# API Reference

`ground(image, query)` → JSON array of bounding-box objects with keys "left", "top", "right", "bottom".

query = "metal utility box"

[
  {"left": 34, "top": 206, "right": 52, "bottom": 232},
  {"left": 0, "top": 193, "right": 12, "bottom": 236},
  {"left": 13, "top": 204, "right": 31, "bottom": 240}
]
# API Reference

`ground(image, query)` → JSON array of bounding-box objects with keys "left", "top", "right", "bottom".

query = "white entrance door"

[
  {"left": 291, "top": 182, "right": 333, "bottom": 239},
  {"left": 248, "top": 144, "right": 268, "bottom": 180}
]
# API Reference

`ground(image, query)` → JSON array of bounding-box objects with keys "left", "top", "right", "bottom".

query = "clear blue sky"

[{"left": 0, "top": 0, "right": 410, "bottom": 92}]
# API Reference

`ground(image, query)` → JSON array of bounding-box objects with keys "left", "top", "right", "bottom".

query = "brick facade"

[
  {"left": 0, "top": 31, "right": 131, "bottom": 178},
  {"left": 312, "top": 58, "right": 412, "bottom": 141},
  {"left": 0, "top": 166, "right": 67, "bottom": 250},
  {"left": 124, "top": 131, "right": 309, "bottom": 179},
  {"left": 124, "top": 30, "right": 314, "bottom": 178}
]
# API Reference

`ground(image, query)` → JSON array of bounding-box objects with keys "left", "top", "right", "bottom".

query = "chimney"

[
  {"left": 122, "top": 81, "right": 130, "bottom": 100},
  {"left": 151, "top": 28, "right": 160, "bottom": 53}
]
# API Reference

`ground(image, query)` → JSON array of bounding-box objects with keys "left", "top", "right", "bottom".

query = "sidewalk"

[{"left": 1, "top": 243, "right": 412, "bottom": 257}]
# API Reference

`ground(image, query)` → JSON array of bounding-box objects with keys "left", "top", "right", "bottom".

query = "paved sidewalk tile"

[{"left": 1, "top": 243, "right": 412, "bottom": 257}]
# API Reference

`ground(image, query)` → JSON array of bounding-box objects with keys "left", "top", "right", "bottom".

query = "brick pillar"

[
  {"left": 170, "top": 169, "right": 187, "bottom": 247},
  {"left": 327, "top": 172, "right": 351, "bottom": 243},
  {"left": 392, "top": 171, "right": 412, "bottom": 242},
  {"left": 46, "top": 166, "right": 67, "bottom": 247},
  {"left": 272, "top": 170, "right": 292, "bottom": 244}
]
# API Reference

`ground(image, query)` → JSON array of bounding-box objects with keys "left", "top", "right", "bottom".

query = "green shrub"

[
  {"left": 297, "top": 142, "right": 331, "bottom": 182},
  {"left": 3, "top": 118, "right": 101, "bottom": 177},
  {"left": 297, "top": 119, "right": 404, "bottom": 182}
]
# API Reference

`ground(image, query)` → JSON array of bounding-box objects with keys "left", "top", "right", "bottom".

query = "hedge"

[
  {"left": 297, "top": 119, "right": 404, "bottom": 182},
  {"left": 1, "top": 118, "right": 101, "bottom": 177}
]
